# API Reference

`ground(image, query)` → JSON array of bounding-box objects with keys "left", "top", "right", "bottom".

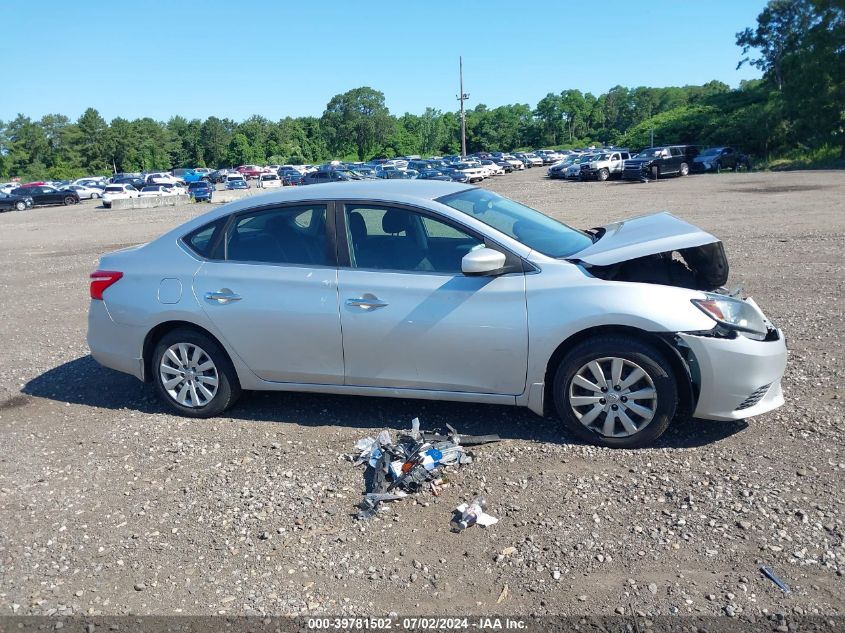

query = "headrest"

[{"left": 382, "top": 209, "right": 409, "bottom": 234}]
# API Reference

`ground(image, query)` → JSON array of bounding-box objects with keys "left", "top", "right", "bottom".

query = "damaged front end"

[
  {"left": 570, "top": 211, "right": 729, "bottom": 291},
  {"left": 566, "top": 211, "right": 787, "bottom": 421}
]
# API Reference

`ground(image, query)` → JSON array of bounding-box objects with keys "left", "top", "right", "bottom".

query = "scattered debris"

[
  {"left": 760, "top": 565, "right": 791, "bottom": 593},
  {"left": 351, "top": 418, "right": 500, "bottom": 520},
  {"left": 450, "top": 497, "right": 498, "bottom": 531},
  {"left": 496, "top": 584, "right": 509, "bottom": 604}
]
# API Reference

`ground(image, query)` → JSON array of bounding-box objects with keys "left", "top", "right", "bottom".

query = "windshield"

[
  {"left": 700, "top": 148, "right": 722, "bottom": 156},
  {"left": 635, "top": 148, "right": 664, "bottom": 158},
  {"left": 438, "top": 189, "right": 593, "bottom": 258}
]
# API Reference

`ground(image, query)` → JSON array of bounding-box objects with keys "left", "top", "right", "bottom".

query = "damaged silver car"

[{"left": 87, "top": 181, "right": 787, "bottom": 448}]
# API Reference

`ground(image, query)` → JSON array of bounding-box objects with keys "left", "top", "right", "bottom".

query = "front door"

[
  {"left": 193, "top": 203, "right": 344, "bottom": 384},
  {"left": 336, "top": 203, "right": 528, "bottom": 395}
]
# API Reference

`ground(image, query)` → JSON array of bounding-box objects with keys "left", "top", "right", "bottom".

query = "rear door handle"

[
  {"left": 346, "top": 297, "right": 388, "bottom": 310},
  {"left": 205, "top": 290, "right": 242, "bottom": 304}
]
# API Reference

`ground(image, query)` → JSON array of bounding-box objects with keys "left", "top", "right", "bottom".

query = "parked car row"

[{"left": 546, "top": 145, "right": 752, "bottom": 183}]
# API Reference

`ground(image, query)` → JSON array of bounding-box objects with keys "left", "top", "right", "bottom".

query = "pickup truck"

[
  {"left": 622, "top": 145, "right": 699, "bottom": 181},
  {"left": 580, "top": 150, "right": 631, "bottom": 181}
]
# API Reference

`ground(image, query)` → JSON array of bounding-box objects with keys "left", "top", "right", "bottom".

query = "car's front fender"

[{"left": 523, "top": 262, "right": 715, "bottom": 385}]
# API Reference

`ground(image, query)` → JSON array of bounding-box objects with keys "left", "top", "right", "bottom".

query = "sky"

[{"left": 3, "top": 1, "right": 768, "bottom": 123}]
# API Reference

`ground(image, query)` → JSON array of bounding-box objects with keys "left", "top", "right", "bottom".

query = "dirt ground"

[{"left": 0, "top": 169, "right": 843, "bottom": 620}]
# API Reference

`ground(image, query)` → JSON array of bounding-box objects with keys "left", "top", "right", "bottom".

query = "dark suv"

[{"left": 622, "top": 145, "right": 699, "bottom": 181}]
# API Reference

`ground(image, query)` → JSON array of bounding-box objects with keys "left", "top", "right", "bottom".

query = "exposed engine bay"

[{"left": 585, "top": 242, "right": 730, "bottom": 291}]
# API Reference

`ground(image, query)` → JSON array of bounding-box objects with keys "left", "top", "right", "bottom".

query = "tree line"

[{"left": 0, "top": 0, "right": 841, "bottom": 182}]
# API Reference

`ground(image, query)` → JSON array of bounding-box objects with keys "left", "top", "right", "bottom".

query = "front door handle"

[
  {"left": 205, "top": 290, "right": 242, "bottom": 304},
  {"left": 346, "top": 296, "right": 388, "bottom": 310}
]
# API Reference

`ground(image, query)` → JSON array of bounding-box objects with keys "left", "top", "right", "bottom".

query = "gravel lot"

[{"left": 0, "top": 169, "right": 843, "bottom": 620}]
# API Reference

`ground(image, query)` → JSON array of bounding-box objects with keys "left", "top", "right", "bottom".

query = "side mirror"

[{"left": 461, "top": 247, "right": 506, "bottom": 276}]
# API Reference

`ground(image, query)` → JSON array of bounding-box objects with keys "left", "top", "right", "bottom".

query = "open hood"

[
  {"left": 570, "top": 211, "right": 719, "bottom": 266},
  {"left": 569, "top": 212, "right": 729, "bottom": 291}
]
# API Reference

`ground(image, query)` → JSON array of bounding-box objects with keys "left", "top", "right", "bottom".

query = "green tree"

[
  {"left": 199, "top": 116, "right": 231, "bottom": 168},
  {"left": 321, "top": 87, "right": 393, "bottom": 160},
  {"left": 76, "top": 108, "right": 109, "bottom": 171}
]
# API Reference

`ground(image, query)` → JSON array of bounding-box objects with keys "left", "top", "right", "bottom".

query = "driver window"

[{"left": 345, "top": 205, "right": 481, "bottom": 274}]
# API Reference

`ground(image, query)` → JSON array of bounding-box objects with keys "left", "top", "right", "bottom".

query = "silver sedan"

[{"left": 87, "top": 181, "right": 787, "bottom": 448}]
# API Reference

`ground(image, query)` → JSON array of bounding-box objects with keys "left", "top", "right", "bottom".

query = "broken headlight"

[{"left": 691, "top": 293, "right": 768, "bottom": 336}]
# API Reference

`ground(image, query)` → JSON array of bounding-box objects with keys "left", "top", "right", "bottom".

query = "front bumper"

[{"left": 678, "top": 328, "right": 787, "bottom": 421}]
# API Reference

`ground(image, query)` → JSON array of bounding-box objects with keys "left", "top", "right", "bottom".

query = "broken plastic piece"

[
  {"left": 451, "top": 497, "right": 498, "bottom": 531},
  {"left": 760, "top": 566, "right": 790, "bottom": 593}
]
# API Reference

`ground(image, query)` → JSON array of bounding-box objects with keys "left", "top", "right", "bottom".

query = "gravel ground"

[{"left": 0, "top": 169, "right": 843, "bottom": 620}]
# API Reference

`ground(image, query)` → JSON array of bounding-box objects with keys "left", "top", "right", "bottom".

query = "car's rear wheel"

[
  {"left": 598, "top": 168, "right": 610, "bottom": 182},
  {"left": 15, "top": 201, "right": 26, "bottom": 211},
  {"left": 63, "top": 196, "right": 76, "bottom": 205},
  {"left": 679, "top": 162, "right": 689, "bottom": 176},
  {"left": 553, "top": 336, "right": 678, "bottom": 448},
  {"left": 152, "top": 328, "right": 241, "bottom": 418}
]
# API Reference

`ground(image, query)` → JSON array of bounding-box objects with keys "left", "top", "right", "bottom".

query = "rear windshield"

[
  {"left": 438, "top": 188, "right": 593, "bottom": 258},
  {"left": 105, "top": 186, "right": 124, "bottom": 192}
]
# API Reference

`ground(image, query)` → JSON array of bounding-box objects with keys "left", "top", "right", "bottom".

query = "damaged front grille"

[{"left": 735, "top": 383, "right": 772, "bottom": 411}]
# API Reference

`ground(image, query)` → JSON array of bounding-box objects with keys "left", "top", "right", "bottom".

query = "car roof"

[{"left": 171, "top": 180, "right": 473, "bottom": 233}]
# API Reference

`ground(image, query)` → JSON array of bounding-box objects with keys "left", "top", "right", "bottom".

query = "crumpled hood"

[{"left": 569, "top": 211, "right": 720, "bottom": 266}]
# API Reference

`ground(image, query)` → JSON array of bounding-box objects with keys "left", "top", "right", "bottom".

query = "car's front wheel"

[
  {"left": 679, "top": 162, "right": 689, "bottom": 176},
  {"left": 597, "top": 168, "right": 610, "bottom": 181},
  {"left": 91, "top": 192, "right": 100, "bottom": 199},
  {"left": 15, "top": 201, "right": 26, "bottom": 211},
  {"left": 553, "top": 336, "right": 678, "bottom": 448},
  {"left": 63, "top": 196, "right": 76, "bottom": 205},
  {"left": 152, "top": 328, "right": 241, "bottom": 418}
]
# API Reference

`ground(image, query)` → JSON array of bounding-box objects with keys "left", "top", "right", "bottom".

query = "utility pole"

[
  {"left": 650, "top": 127, "right": 654, "bottom": 148},
  {"left": 457, "top": 57, "right": 469, "bottom": 158}
]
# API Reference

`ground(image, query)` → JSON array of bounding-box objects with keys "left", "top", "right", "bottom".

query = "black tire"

[
  {"left": 679, "top": 162, "right": 689, "bottom": 176},
  {"left": 15, "top": 201, "right": 26, "bottom": 211},
  {"left": 63, "top": 196, "right": 76, "bottom": 205},
  {"left": 553, "top": 335, "right": 678, "bottom": 448},
  {"left": 650, "top": 165, "right": 660, "bottom": 180},
  {"left": 152, "top": 328, "right": 241, "bottom": 418},
  {"left": 598, "top": 168, "right": 609, "bottom": 182},
  {"left": 715, "top": 161, "right": 722, "bottom": 174}
]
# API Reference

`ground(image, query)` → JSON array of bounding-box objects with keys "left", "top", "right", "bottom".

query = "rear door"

[
  {"left": 336, "top": 202, "right": 528, "bottom": 395},
  {"left": 193, "top": 202, "right": 344, "bottom": 384}
]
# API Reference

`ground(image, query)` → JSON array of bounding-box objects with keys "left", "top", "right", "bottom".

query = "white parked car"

[
  {"left": 258, "top": 173, "right": 282, "bottom": 189},
  {"left": 522, "top": 153, "right": 544, "bottom": 167},
  {"left": 480, "top": 160, "right": 505, "bottom": 177},
  {"left": 451, "top": 162, "right": 485, "bottom": 182},
  {"left": 73, "top": 177, "right": 108, "bottom": 187},
  {"left": 102, "top": 184, "right": 139, "bottom": 208},
  {"left": 0, "top": 182, "right": 20, "bottom": 194},
  {"left": 139, "top": 185, "right": 179, "bottom": 198},
  {"left": 501, "top": 154, "right": 525, "bottom": 170},
  {"left": 146, "top": 173, "right": 181, "bottom": 186},
  {"left": 66, "top": 184, "right": 104, "bottom": 199}
]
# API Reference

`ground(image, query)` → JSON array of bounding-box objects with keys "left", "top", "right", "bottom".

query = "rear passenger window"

[
  {"left": 184, "top": 219, "right": 225, "bottom": 257},
  {"left": 225, "top": 205, "right": 329, "bottom": 266}
]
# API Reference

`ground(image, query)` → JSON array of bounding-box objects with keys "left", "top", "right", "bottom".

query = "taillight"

[{"left": 90, "top": 270, "right": 123, "bottom": 300}]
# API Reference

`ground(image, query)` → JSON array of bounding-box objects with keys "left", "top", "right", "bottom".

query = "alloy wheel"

[
  {"left": 158, "top": 342, "right": 219, "bottom": 408},
  {"left": 568, "top": 357, "right": 657, "bottom": 438}
]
